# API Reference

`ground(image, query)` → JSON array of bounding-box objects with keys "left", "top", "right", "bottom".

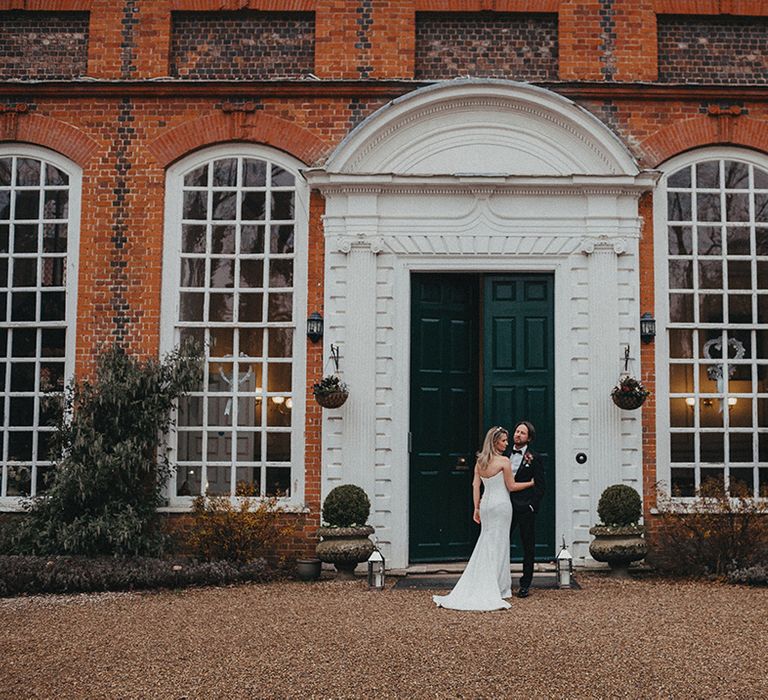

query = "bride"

[{"left": 433, "top": 426, "right": 535, "bottom": 611}]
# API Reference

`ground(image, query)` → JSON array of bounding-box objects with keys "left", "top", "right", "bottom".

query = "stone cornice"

[
  {"left": 305, "top": 171, "right": 660, "bottom": 195},
  {"left": 0, "top": 80, "right": 766, "bottom": 101}
]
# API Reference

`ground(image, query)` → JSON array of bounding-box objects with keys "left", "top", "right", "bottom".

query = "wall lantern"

[
  {"left": 556, "top": 537, "right": 573, "bottom": 589},
  {"left": 307, "top": 312, "right": 324, "bottom": 343},
  {"left": 367, "top": 547, "right": 385, "bottom": 590},
  {"left": 640, "top": 312, "right": 656, "bottom": 344}
]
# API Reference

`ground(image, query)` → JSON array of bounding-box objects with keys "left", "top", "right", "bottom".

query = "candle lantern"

[
  {"left": 556, "top": 537, "right": 573, "bottom": 589},
  {"left": 367, "top": 547, "right": 385, "bottom": 590}
]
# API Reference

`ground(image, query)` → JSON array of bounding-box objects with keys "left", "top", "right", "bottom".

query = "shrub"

[
  {"left": 649, "top": 480, "right": 768, "bottom": 577},
  {"left": 322, "top": 484, "right": 370, "bottom": 527},
  {"left": 597, "top": 484, "right": 642, "bottom": 526},
  {"left": 181, "top": 487, "right": 295, "bottom": 563},
  {"left": 0, "top": 555, "right": 275, "bottom": 597},
  {"left": 10, "top": 343, "right": 202, "bottom": 557}
]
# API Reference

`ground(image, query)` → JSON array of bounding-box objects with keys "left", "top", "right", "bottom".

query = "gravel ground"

[{"left": 1, "top": 573, "right": 766, "bottom": 700}]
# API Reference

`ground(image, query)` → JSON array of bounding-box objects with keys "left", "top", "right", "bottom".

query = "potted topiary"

[
  {"left": 313, "top": 374, "right": 349, "bottom": 409},
  {"left": 315, "top": 484, "right": 374, "bottom": 579},
  {"left": 589, "top": 484, "right": 648, "bottom": 577}
]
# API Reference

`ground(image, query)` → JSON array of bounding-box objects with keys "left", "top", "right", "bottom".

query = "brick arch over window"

[
  {"left": 148, "top": 111, "right": 329, "bottom": 168},
  {"left": 0, "top": 113, "right": 99, "bottom": 167},
  {"left": 640, "top": 117, "right": 768, "bottom": 168}
]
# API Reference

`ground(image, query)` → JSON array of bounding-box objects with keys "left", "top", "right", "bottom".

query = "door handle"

[{"left": 456, "top": 456, "right": 469, "bottom": 470}]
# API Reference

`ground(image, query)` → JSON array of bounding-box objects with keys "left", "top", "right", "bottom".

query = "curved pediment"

[{"left": 325, "top": 80, "right": 639, "bottom": 177}]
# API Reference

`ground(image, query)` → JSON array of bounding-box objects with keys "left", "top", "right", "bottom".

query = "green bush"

[
  {"left": 649, "top": 480, "right": 768, "bottom": 577},
  {"left": 322, "top": 484, "right": 370, "bottom": 527},
  {"left": 597, "top": 484, "right": 642, "bottom": 526},
  {"left": 0, "top": 555, "right": 275, "bottom": 597},
  {"left": 179, "top": 487, "right": 295, "bottom": 563},
  {"left": 10, "top": 343, "right": 202, "bottom": 557}
]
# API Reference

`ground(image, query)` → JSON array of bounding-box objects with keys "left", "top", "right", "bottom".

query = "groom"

[{"left": 508, "top": 420, "right": 546, "bottom": 598}]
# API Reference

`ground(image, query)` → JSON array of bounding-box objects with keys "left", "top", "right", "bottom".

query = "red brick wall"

[
  {"left": 0, "top": 11, "right": 89, "bottom": 79},
  {"left": 658, "top": 14, "right": 768, "bottom": 84},
  {"left": 170, "top": 10, "right": 315, "bottom": 79},
  {"left": 414, "top": 12, "right": 558, "bottom": 80}
]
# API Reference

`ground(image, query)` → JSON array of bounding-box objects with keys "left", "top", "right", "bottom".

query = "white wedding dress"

[{"left": 433, "top": 470, "right": 513, "bottom": 611}]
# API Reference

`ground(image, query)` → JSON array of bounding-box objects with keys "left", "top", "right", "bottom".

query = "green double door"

[{"left": 409, "top": 273, "right": 555, "bottom": 563}]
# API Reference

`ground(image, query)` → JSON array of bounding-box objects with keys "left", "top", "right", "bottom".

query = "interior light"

[{"left": 271, "top": 396, "right": 285, "bottom": 405}]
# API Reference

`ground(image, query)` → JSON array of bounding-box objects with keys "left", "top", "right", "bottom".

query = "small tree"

[{"left": 12, "top": 343, "right": 202, "bottom": 557}]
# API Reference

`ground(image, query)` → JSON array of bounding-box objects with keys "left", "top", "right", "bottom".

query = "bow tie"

[{"left": 512, "top": 449, "right": 524, "bottom": 455}]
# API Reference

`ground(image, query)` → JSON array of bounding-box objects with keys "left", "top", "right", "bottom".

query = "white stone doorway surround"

[{"left": 305, "top": 80, "right": 658, "bottom": 569}]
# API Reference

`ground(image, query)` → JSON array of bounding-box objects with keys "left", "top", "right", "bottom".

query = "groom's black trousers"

[{"left": 510, "top": 507, "right": 536, "bottom": 589}]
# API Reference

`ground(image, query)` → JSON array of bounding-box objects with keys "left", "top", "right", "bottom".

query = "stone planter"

[
  {"left": 295, "top": 557, "right": 322, "bottom": 582},
  {"left": 589, "top": 524, "right": 647, "bottom": 578},
  {"left": 315, "top": 525, "right": 375, "bottom": 579}
]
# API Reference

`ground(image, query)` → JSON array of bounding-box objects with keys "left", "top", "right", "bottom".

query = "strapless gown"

[{"left": 433, "top": 470, "right": 513, "bottom": 611}]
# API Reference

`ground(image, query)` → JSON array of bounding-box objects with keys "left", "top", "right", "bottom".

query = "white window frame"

[
  {"left": 0, "top": 144, "right": 81, "bottom": 511},
  {"left": 654, "top": 146, "right": 768, "bottom": 501},
  {"left": 161, "top": 143, "right": 309, "bottom": 510}
]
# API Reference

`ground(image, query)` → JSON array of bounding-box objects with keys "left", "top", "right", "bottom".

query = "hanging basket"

[
  {"left": 611, "top": 391, "right": 647, "bottom": 410},
  {"left": 315, "top": 389, "right": 349, "bottom": 409}
]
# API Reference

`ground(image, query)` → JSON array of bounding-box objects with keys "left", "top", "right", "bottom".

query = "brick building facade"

[{"left": 1, "top": 0, "right": 767, "bottom": 568}]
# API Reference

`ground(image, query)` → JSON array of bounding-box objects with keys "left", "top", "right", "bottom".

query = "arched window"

[
  {"left": 656, "top": 148, "right": 768, "bottom": 499},
  {"left": 162, "top": 145, "right": 308, "bottom": 504},
  {"left": 0, "top": 147, "right": 80, "bottom": 504}
]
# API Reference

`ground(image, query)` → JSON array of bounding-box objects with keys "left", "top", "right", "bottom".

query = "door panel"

[
  {"left": 484, "top": 274, "right": 555, "bottom": 561},
  {"left": 409, "top": 274, "right": 479, "bottom": 562}
]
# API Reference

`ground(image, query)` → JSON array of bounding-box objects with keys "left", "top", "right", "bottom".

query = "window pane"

[
  {"left": 668, "top": 192, "right": 691, "bottom": 220},
  {"left": 697, "top": 161, "right": 720, "bottom": 189},
  {"left": 184, "top": 164, "right": 208, "bottom": 187},
  {"left": 729, "top": 433, "right": 753, "bottom": 462},
  {"left": 669, "top": 329, "right": 693, "bottom": 358},
  {"left": 183, "top": 191, "right": 207, "bottom": 219},
  {"left": 696, "top": 193, "right": 721, "bottom": 222},
  {"left": 668, "top": 166, "right": 691, "bottom": 188},
  {"left": 670, "top": 398, "right": 694, "bottom": 427},
  {"left": 671, "top": 433, "right": 694, "bottom": 462},
  {"left": 212, "top": 158, "right": 238, "bottom": 187},
  {"left": 16, "top": 158, "right": 41, "bottom": 186},
  {"left": 671, "top": 468, "right": 695, "bottom": 497},
  {"left": 729, "top": 468, "right": 754, "bottom": 496},
  {"left": 725, "top": 194, "right": 750, "bottom": 222},
  {"left": 699, "top": 294, "right": 723, "bottom": 323},
  {"left": 700, "top": 433, "right": 724, "bottom": 462},
  {"left": 266, "top": 466, "right": 290, "bottom": 496},
  {"left": 244, "top": 159, "right": 266, "bottom": 187},
  {"left": 698, "top": 260, "right": 722, "bottom": 288},
  {"left": 670, "top": 293, "right": 694, "bottom": 322},
  {"left": 724, "top": 161, "right": 749, "bottom": 189},
  {"left": 668, "top": 226, "right": 692, "bottom": 255},
  {"left": 182, "top": 225, "right": 206, "bottom": 253},
  {"left": 727, "top": 261, "right": 751, "bottom": 290}
]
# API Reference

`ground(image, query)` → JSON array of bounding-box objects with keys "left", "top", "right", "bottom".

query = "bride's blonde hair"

[{"left": 476, "top": 426, "right": 508, "bottom": 472}]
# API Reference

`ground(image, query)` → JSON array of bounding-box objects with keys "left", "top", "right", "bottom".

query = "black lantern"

[
  {"left": 555, "top": 537, "right": 573, "bottom": 589},
  {"left": 640, "top": 312, "right": 656, "bottom": 344},
  {"left": 307, "top": 312, "right": 324, "bottom": 343},
  {"left": 367, "top": 547, "right": 385, "bottom": 590}
]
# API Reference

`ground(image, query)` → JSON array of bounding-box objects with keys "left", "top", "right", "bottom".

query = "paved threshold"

[{"left": 392, "top": 573, "right": 580, "bottom": 590}]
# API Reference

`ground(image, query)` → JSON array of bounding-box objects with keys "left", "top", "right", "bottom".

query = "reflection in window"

[
  {"left": 666, "top": 157, "right": 768, "bottom": 498},
  {"left": 0, "top": 155, "right": 71, "bottom": 497},
  {"left": 173, "top": 155, "right": 297, "bottom": 498}
]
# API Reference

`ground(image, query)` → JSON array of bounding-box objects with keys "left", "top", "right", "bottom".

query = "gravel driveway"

[{"left": 2, "top": 573, "right": 766, "bottom": 699}]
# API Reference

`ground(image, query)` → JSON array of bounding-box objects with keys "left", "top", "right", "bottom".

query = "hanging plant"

[
  {"left": 313, "top": 374, "right": 349, "bottom": 409},
  {"left": 611, "top": 375, "right": 650, "bottom": 410},
  {"left": 313, "top": 343, "right": 348, "bottom": 408}
]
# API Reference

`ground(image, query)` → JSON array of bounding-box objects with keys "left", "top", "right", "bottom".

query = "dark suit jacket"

[{"left": 509, "top": 449, "right": 546, "bottom": 514}]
